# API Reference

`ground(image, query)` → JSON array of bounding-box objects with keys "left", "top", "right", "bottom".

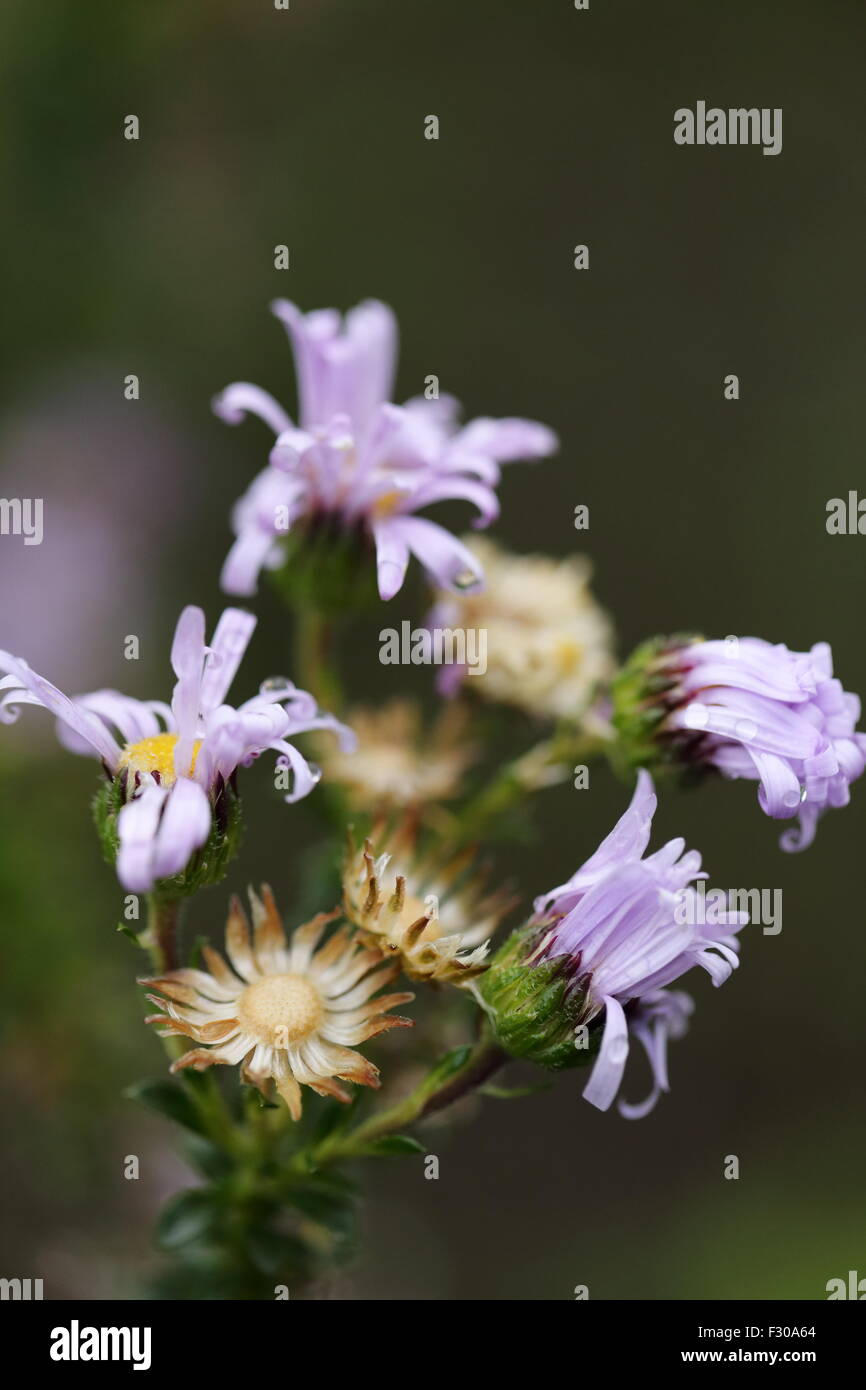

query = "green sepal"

[
  {"left": 610, "top": 632, "right": 703, "bottom": 778},
  {"left": 268, "top": 519, "right": 380, "bottom": 616},
  {"left": 92, "top": 775, "right": 244, "bottom": 897},
  {"left": 479, "top": 927, "right": 596, "bottom": 1072}
]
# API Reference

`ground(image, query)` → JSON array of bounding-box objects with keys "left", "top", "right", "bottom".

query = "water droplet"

[
  {"left": 306, "top": 762, "right": 322, "bottom": 785},
  {"left": 683, "top": 702, "right": 709, "bottom": 730},
  {"left": 261, "top": 675, "right": 291, "bottom": 692},
  {"left": 782, "top": 788, "right": 802, "bottom": 809},
  {"left": 735, "top": 718, "right": 758, "bottom": 742},
  {"left": 453, "top": 568, "right": 479, "bottom": 591}
]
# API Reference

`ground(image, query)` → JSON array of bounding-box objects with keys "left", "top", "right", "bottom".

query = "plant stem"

[
  {"left": 310, "top": 1030, "right": 508, "bottom": 1166},
  {"left": 295, "top": 606, "right": 343, "bottom": 712},
  {"left": 142, "top": 892, "right": 184, "bottom": 973},
  {"left": 454, "top": 731, "right": 610, "bottom": 845}
]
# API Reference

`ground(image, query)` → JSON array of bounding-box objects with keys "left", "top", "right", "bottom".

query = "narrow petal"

[
  {"left": 0, "top": 651, "right": 120, "bottom": 767},
  {"left": 582, "top": 995, "right": 629, "bottom": 1112},
  {"left": 212, "top": 382, "right": 292, "bottom": 437}
]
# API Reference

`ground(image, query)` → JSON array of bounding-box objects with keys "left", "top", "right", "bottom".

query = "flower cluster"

[{"left": 5, "top": 294, "right": 864, "bottom": 1158}]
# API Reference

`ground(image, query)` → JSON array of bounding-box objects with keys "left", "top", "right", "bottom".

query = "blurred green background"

[{"left": 1, "top": 0, "right": 864, "bottom": 1299}]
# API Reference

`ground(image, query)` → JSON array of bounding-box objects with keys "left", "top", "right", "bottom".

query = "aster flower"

[
  {"left": 612, "top": 634, "right": 866, "bottom": 851},
  {"left": 342, "top": 821, "right": 507, "bottom": 983},
  {"left": 430, "top": 537, "right": 615, "bottom": 720},
  {"left": 213, "top": 299, "right": 558, "bottom": 601},
  {"left": 142, "top": 886, "right": 414, "bottom": 1118},
  {"left": 480, "top": 771, "right": 746, "bottom": 1116},
  {"left": 314, "top": 698, "right": 473, "bottom": 814},
  {"left": 0, "top": 607, "right": 353, "bottom": 893}
]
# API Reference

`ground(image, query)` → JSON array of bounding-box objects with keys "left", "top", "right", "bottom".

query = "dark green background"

[{"left": 0, "top": 0, "right": 863, "bottom": 1299}]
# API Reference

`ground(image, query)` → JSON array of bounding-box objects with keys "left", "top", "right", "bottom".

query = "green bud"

[
  {"left": 478, "top": 927, "right": 597, "bottom": 1072},
  {"left": 92, "top": 775, "right": 244, "bottom": 897},
  {"left": 610, "top": 632, "right": 708, "bottom": 783},
  {"left": 268, "top": 518, "right": 380, "bottom": 615}
]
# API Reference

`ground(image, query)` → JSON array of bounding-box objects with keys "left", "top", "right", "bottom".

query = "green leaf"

[
  {"left": 125, "top": 1078, "right": 207, "bottom": 1136},
  {"left": 479, "top": 1081, "right": 552, "bottom": 1100},
  {"left": 245, "top": 1227, "right": 312, "bottom": 1278},
  {"left": 183, "top": 1134, "right": 234, "bottom": 1180},
  {"left": 421, "top": 1044, "right": 473, "bottom": 1095},
  {"left": 155, "top": 1189, "right": 219, "bottom": 1251},
  {"left": 360, "top": 1134, "right": 425, "bottom": 1156},
  {"left": 116, "top": 921, "right": 142, "bottom": 947}
]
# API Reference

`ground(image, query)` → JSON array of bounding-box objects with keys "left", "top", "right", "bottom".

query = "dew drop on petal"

[
  {"left": 683, "top": 702, "right": 709, "bottom": 730},
  {"left": 261, "top": 675, "right": 291, "bottom": 692},
  {"left": 782, "top": 788, "right": 802, "bottom": 809},
  {"left": 306, "top": 762, "right": 322, "bottom": 785},
  {"left": 735, "top": 718, "right": 758, "bottom": 742},
  {"left": 453, "top": 568, "right": 480, "bottom": 591}
]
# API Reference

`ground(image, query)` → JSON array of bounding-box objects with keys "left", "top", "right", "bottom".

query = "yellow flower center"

[
  {"left": 371, "top": 489, "right": 402, "bottom": 517},
  {"left": 118, "top": 732, "right": 200, "bottom": 786},
  {"left": 237, "top": 973, "right": 324, "bottom": 1046}
]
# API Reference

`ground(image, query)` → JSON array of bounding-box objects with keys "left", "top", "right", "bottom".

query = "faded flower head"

[
  {"left": 0, "top": 607, "right": 353, "bottom": 893},
  {"left": 612, "top": 634, "right": 866, "bottom": 851},
  {"left": 142, "top": 886, "right": 413, "bottom": 1119},
  {"left": 431, "top": 537, "right": 614, "bottom": 719},
  {"left": 213, "top": 300, "right": 558, "bottom": 602},
  {"left": 481, "top": 772, "right": 746, "bottom": 1116},
  {"left": 342, "top": 820, "right": 507, "bottom": 983},
  {"left": 315, "top": 698, "right": 473, "bottom": 814}
]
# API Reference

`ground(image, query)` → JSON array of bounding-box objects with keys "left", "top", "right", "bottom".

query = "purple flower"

[
  {"left": 213, "top": 300, "right": 558, "bottom": 600},
  {"left": 614, "top": 636, "right": 866, "bottom": 852},
  {"left": 532, "top": 771, "right": 746, "bottom": 1117},
  {"left": 0, "top": 607, "right": 354, "bottom": 893}
]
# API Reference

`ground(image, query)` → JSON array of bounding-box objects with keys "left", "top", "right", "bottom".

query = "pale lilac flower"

[
  {"left": 0, "top": 607, "right": 353, "bottom": 893},
  {"left": 654, "top": 637, "right": 865, "bottom": 851},
  {"left": 213, "top": 300, "right": 558, "bottom": 600},
  {"left": 532, "top": 771, "right": 746, "bottom": 1117}
]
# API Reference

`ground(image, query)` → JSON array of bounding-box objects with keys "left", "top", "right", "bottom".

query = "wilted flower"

[
  {"left": 315, "top": 698, "right": 473, "bottom": 814},
  {"left": 431, "top": 537, "right": 614, "bottom": 719},
  {"left": 480, "top": 772, "right": 745, "bottom": 1116},
  {"left": 213, "top": 299, "right": 558, "bottom": 601},
  {"left": 612, "top": 634, "right": 866, "bottom": 851},
  {"left": 142, "top": 886, "right": 413, "bottom": 1118},
  {"left": 0, "top": 607, "right": 353, "bottom": 893},
  {"left": 342, "top": 821, "right": 507, "bottom": 983}
]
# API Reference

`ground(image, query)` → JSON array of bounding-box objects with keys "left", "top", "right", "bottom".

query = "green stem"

[
  {"left": 455, "top": 731, "right": 610, "bottom": 845},
  {"left": 141, "top": 892, "right": 184, "bottom": 972},
  {"left": 295, "top": 606, "right": 343, "bottom": 712},
  {"left": 310, "top": 1031, "right": 508, "bottom": 1167}
]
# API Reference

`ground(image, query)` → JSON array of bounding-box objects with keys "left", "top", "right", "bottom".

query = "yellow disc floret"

[
  {"left": 237, "top": 973, "right": 324, "bottom": 1046},
  {"left": 118, "top": 732, "right": 200, "bottom": 786}
]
